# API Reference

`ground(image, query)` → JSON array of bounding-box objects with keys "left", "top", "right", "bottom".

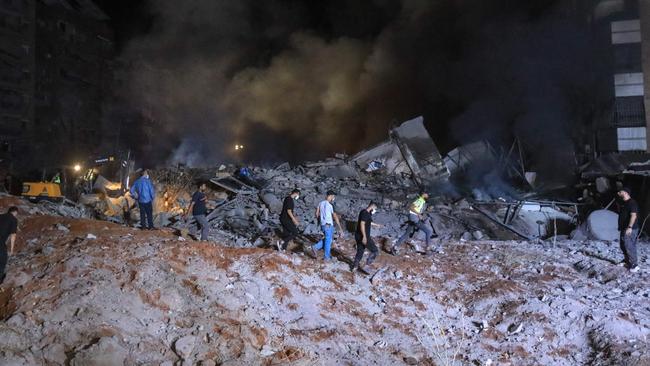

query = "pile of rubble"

[
  {"left": 95, "top": 117, "right": 580, "bottom": 249},
  {"left": 0, "top": 194, "right": 648, "bottom": 365},
  {"left": 10, "top": 117, "right": 590, "bottom": 250}
]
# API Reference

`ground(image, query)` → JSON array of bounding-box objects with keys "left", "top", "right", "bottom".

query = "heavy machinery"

[
  {"left": 73, "top": 151, "right": 135, "bottom": 198},
  {"left": 21, "top": 151, "right": 135, "bottom": 202},
  {"left": 21, "top": 169, "right": 65, "bottom": 202}
]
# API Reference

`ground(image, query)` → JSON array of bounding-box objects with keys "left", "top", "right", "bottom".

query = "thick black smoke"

[{"left": 118, "top": 0, "right": 608, "bottom": 179}]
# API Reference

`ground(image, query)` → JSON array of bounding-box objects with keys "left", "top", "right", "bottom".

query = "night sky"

[{"left": 95, "top": 1, "right": 611, "bottom": 179}]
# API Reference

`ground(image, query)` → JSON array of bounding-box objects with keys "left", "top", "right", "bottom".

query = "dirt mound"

[{"left": 0, "top": 199, "right": 649, "bottom": 365}]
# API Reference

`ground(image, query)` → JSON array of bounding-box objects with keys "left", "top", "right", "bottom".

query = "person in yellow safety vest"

[{"left": 391, "top": 191, "right": 437, "bottom": 255}]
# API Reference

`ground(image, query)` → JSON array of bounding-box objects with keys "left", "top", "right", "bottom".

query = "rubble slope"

[{"left": 1, "top": 197, "right": 649, "bottom": 365}]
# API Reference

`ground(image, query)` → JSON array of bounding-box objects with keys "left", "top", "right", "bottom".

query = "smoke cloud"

[{"left": 118, "top": 0, "right": 608, "bottom": 180}]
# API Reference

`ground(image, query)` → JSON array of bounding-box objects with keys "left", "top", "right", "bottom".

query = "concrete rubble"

[
  {"left": 1, "top": 118, "right": 648, "bottom": 365},
  {"left": 0, "top": 195, "right": 648, "bottom": 365},
  {"left": 47, "top": 118, "right": 577, "bottom": 248}
]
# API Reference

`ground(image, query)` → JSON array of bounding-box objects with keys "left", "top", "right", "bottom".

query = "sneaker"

[
  {"left": 617, "top": 262, "right": 626, "bottom": 267},
  {"left": 306, "top": 245, "right": 316, "bottom": 256},
  {"left": 349, "top": 263, "right": 357, "bottom": 272},
  {"left": 630, "top": 266, "right": 640, "bottom": 273},
  {"left": 389, "top": 246, "right": 399, "bottom": 256}
]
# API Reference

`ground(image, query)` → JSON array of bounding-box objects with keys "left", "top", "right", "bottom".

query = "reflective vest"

[{"left": 412, "top": 196, "right": 426, "bottom": 214}]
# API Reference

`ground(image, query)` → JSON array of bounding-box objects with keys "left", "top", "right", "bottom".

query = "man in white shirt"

[{"left": 312, "top": 190, "right": 344, "bottom": 260}]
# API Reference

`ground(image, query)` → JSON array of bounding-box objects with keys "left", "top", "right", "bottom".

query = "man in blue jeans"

[
  {"left": 130, "top": 169, "right": 156, "bottom": 230},
  {"left": 312, "top": 191, "right": 344, "bottom": 260}
]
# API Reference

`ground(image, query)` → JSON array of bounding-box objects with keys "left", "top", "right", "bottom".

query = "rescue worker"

[
  {"left": 311, "top": 191, "right": 344, "bottom": 261},
  {"left": 0, "top": 206, "right": 18, "bottom": 284},
  {"left": 130, "top": 169, "right": 155, "bottom": 230},
  {"left": 351, "top": 202, "right": 382, "bottom": 272},
  {"left": 278, "top": 189, "right": 301, "bottom": 251},
  {"left": 52, "top": 172, "right": 61, "bottom": 185},
  {"left": 391, "top": 192, "right": 436, "bottom": 255}
]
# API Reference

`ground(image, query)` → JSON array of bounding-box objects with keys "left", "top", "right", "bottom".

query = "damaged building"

[
  {"left": 0, "top": 2, "right": 648, "bottom": 365},
  {"left": 0, "top": 0, "right": 116, "bottom": 172}
]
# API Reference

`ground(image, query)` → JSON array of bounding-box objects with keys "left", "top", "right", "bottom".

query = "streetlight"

[{"left": 73, "top": 164, "right": 81, "bottom": 172}]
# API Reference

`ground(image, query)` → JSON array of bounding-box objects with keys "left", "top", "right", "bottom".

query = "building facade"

[
  {"left": 0, "top": 0, "right": 114, "bottom": 172},
  {"left": 33, "top": 0, "right": 114, "bottom": 169},
  {"left": 0, "top": 0, "right": 35, "bottom": 170},
  {"left": 593, "top": 0, "right": 650, "bottom": 153}
]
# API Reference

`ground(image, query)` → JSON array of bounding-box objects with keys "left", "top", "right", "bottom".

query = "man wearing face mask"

[
  {"left": 278, "top": 189, "right": 301, "bottom": 251},
  {"left": 351, "top": 202, "right": 382, "bottom": 272},
  {"left": 392, "top": 192, "right": 436, "bottom": 255}
]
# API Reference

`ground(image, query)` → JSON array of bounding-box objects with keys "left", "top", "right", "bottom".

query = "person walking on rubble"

[
  {"left": 391, "top": 192, "right": 436, "bottom": 255},
  {"left": 351, "top": 202, "right": 382, "bottom": 272},
  {"left": 0, "top": 206, "right": 18, "bottom": 284},
  {"left": 187, "top": 182, "right": 210, "bottom": 241},
  {"left": 130, "top": 169, "right": 155, "bottom": 230},
  {"left": 277, "top": 189, "right": 301, "bottom": 251},
  {"left": 617, "top": 187, "right": 640, "bottom": 273},
  {"left": 311, "top": 190, "right": 344, "bottom": 261}
]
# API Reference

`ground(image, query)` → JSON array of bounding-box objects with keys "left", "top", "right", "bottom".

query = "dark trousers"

[
  {"left": 395, "top": 213, "right": 433, "bottom": 248},
  {"left": 0, "top": 244, "right": 7, "bottom": 283},
  {"left": 353, "top": 235, "right": 378, "bottom": 268},
  {"left": 281, "top": 219, "right": 299, "bottom": 248},
  {"left": 194, "top": 214, "right": 209, "bottom": 240},
  {"left": 620, "top": 229, "right": 639, "bottom": 268},
  {"left": 139, "top": 201, "right": 154, "bottom": 229}
]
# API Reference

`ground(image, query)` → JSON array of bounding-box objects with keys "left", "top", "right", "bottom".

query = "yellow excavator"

[
  {"left": 22, "top": 169, "right": 65, "bottom": 202},
  {"left": 21, "top": 151, "right": 134, "bottom": 202}
]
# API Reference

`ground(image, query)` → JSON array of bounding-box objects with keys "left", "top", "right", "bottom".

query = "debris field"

[{"left": 0, "top": 195, "right": 649, "bottom": 365}]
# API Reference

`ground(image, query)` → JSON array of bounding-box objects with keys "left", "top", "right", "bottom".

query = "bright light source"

[
  {"left": 235, "top": 144, "right": 244, "bottom": 151},
  {"left": 73, "top": 164, "right": 81, "bottom": 172}
]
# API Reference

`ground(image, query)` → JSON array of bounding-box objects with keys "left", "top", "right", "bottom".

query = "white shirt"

[{"left": 318, "top": 200, "right": 334, "bottom": 225}]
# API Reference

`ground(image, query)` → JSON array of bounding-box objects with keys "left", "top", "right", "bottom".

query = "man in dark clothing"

[
  {"left": 0, "top": 206, "right": 18, "bottom": 284},
  {"left": 617, "top": 187, "right": 640, "bottom": 272},
  {"left": 351, "top": 202, "right": 381, "bottom": 272},
  {"left": 187, "top": 182, "right": 209, "bottom": 240},
  {"left": 278, "top": 189, "right": 301, "bottom": 251}
]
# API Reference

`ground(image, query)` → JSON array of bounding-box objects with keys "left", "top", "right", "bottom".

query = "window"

[
  {"left": 613, "top": 43, "right": 642, "bottom": 73},
  {"left": 613, "top": 96, "right": 646, "bottom": 127},
  {"left": 617, "top": 127, "right": 647, "bottom": 151},
  {"left": 611, "top": 19, "right": 641, "bottom": 44},
  {"left": 614, "top": 72, "right": 644, "bottom": 97}
]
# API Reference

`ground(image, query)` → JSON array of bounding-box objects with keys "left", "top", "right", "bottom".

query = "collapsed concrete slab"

[
  {"left": 351, "top": 141, "right": 410, "bottom": 175},
  {"left": 443, "top": 141, "right": 495, "bottom": 175},
  {"left": 352, "top": 116, "right": 449, "bottom": 187},
  {"left": 389, "top": 116, "right": 450, "bottom": 186}
]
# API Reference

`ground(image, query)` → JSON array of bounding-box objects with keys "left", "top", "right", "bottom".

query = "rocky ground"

[{"left": 1, "top": 196, "right": 649, "bottom": 366}]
